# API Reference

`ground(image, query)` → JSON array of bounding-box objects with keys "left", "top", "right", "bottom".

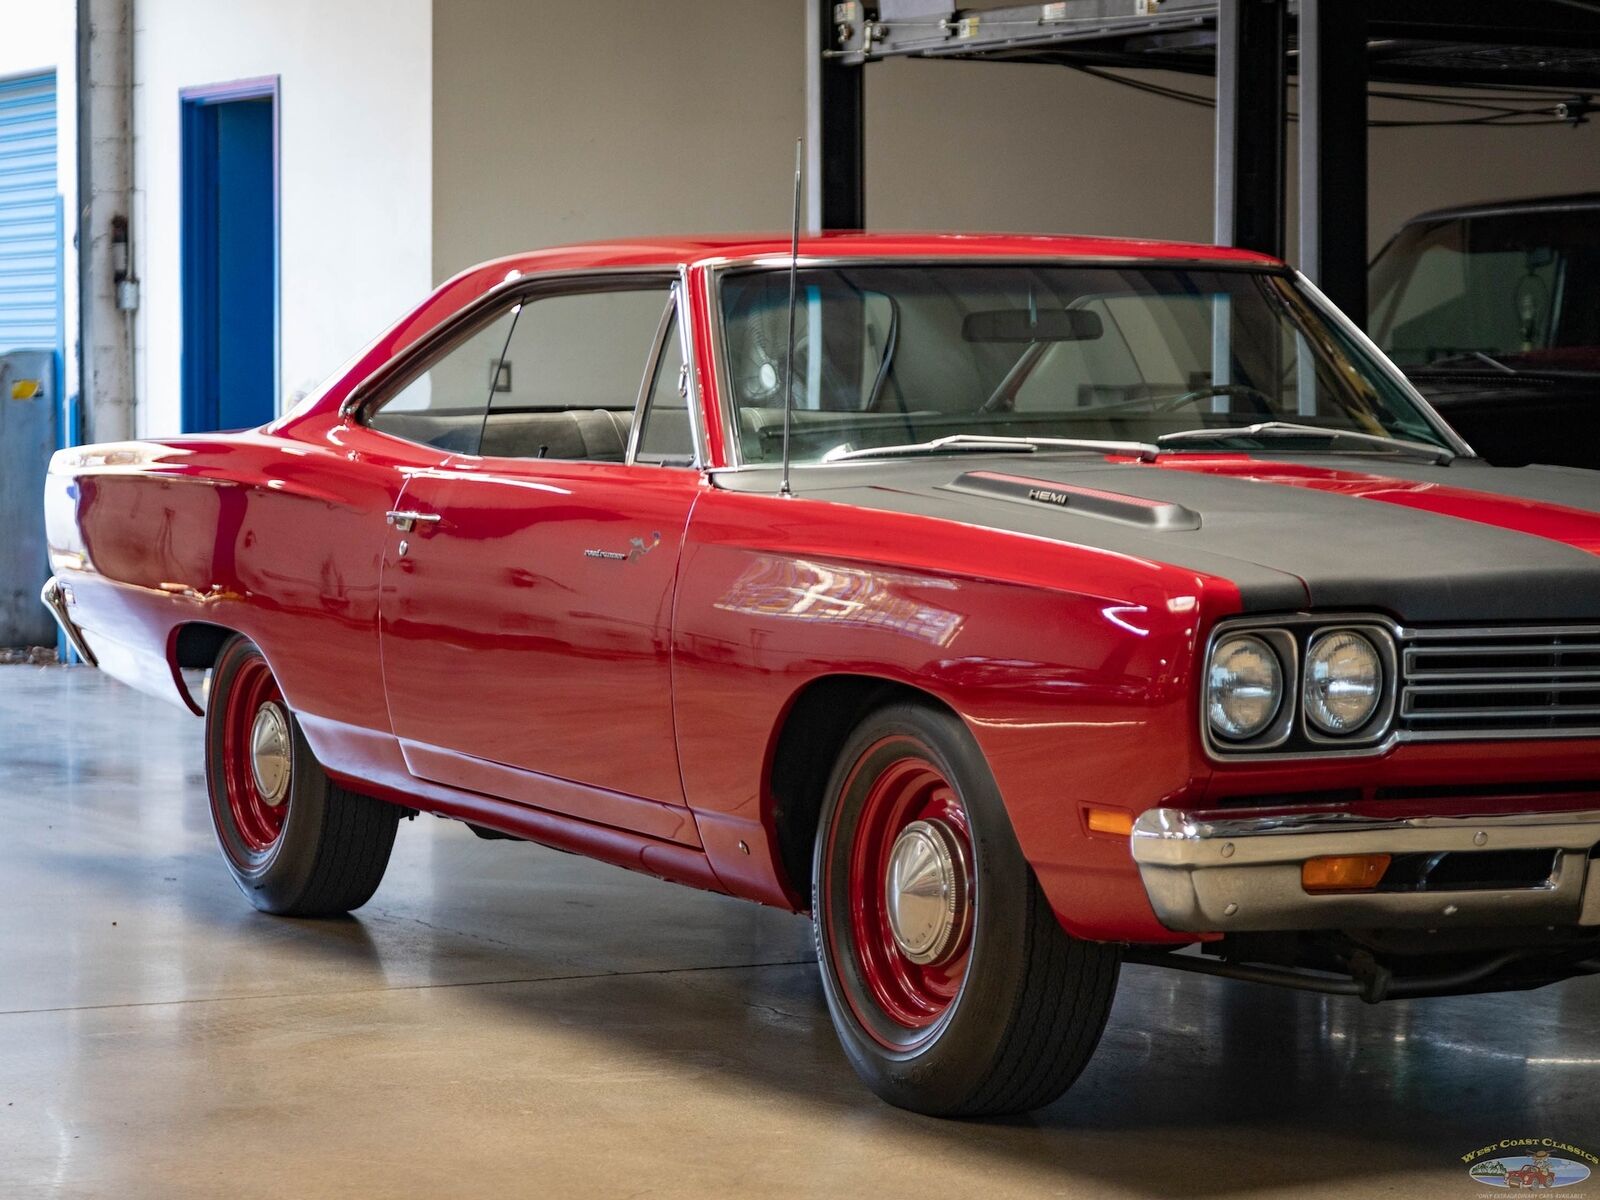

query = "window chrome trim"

[
  {"left": 339, "top": 265, "right": 683, "bottom": 427},
  {"left": 703, "top": 255, "right": 1299, "bottom": 472},
  {"left": 625, "top": 287, "right": 681, "bottom": 466},
  {"left": 677, "top": 263, "right": 710, "bottom": 469},
  {"left": 1291, "top": 270, "right": 1477, "bottom": 460},
  {"left": 702, "top": 256, "right": 1462, "bottom": 473}
]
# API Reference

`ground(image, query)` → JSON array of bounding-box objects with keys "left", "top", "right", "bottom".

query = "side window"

[
  {"left": 364, "top": 284, "right": 672, "bottom": 461},
  {"left": 366, "top": 308, "right": 519, "bottom": 452},
  {"left": 478, "top": 288, "right": 670, "bottom": 462},
  {"left": 634, "top": 310, "right": 694, "bottom": 464}
]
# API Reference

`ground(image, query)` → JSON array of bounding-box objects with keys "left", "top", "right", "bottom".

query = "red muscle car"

[{"left": 41, "top": 234, "right": 1600, "bottom": 1117}]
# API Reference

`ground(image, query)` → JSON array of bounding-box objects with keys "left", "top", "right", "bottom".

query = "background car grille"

[{"left": 1401, "top": 627, "right": 1600, "bottom": 736}]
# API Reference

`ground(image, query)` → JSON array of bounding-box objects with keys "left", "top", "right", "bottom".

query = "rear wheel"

[
  {"left": 206, "top": 635, "right": 399, "bottom": 915},
  {"left": 813, "top": 701, "right": 1121, "bottom": 1116}
]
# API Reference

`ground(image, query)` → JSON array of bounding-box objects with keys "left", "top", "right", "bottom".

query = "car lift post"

[
  {"left": 1298, "top": 0, "right": 1369, "bottom": 320},
  {"left": 807, "top": 0, "right": 865, "bottom": 233},
  {"left": 1214, "top": 0, "right": 1287, "bottom": 259}
]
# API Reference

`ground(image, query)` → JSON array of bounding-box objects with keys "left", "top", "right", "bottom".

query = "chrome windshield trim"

[
  {"left": 1291, "top": 270, "right": 1477, "bottom": 459},
  {"left": 704, "top": 258, "right": 1449, "bottom": 473},
  {"left": 704, "top": 255, "right": 1296, "bottom": 471}
]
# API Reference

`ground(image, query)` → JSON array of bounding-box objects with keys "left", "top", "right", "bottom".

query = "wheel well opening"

[
  {"left": 769, "top": 675, "right": 954, "bottom": 905},
  {"left": 172, "top": 622, "right": 237, "bottom": 670}
]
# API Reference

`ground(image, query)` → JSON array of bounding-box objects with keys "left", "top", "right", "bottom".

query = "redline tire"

[
  {"left": 813, "top": 701, "right": 1121, "bottom": 1117},
  {"left": 205, "top": 636, "right": 399, "bottom": 916}
]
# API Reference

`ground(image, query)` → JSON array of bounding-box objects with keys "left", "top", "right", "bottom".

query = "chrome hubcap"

[
  {"left": 249, "top": 702, "right": 292, "bottom": 807},
  {"left": 884, "top": 819, "right": 970, "bottom": 965}
]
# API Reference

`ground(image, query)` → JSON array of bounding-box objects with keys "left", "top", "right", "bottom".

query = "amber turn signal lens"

[
  {"left": 1086, "top": 807, "right": 1135, "bottom": 836},
  {"left": 1301, "top": 854, "right": 1391, "bottom": 893}
]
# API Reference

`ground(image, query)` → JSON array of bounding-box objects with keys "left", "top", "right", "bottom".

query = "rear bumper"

[
  {"left": 40, "top": 577, "right": 98, "bottom": 667},
  {"left": 1131, "top": 807, "right": 1600, "bottom": 933}
]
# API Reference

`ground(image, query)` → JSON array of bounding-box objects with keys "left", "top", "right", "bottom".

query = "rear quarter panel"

[{"left": 44, "top": 423, "right": 420, "bottom": 761}]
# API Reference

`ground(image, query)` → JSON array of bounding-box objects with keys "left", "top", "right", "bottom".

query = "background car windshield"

[
  {"left": 1370, "top": 210, "right": 1600, "bottom": 371},
  {"left": 719, "top": 264, "right": 1446, "bottom": 464}
]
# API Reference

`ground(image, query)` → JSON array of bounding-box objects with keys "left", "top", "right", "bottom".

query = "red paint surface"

[{"left": 41, "top": 233, "right": 1600, "bottom": 947}]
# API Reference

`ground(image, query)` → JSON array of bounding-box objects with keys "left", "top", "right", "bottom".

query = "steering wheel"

[{"left": 1151, "top": 383, "right": 1275, "bottom": 414}]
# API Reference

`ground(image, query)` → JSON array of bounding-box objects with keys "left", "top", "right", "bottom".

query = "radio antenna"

[{"left": 779, "top": 138, "right": 802, "bottom": 499}]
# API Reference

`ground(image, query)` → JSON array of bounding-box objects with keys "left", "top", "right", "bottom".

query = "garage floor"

[{"left": 1, "top": 665, "right": 1596, "bottom": 1199}]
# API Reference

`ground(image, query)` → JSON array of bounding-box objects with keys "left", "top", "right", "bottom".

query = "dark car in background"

[{"left": 1370, "top": 194, "right": 1600, "bottom": 470}]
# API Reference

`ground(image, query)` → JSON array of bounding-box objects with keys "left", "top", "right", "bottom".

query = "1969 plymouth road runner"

[{"left": 42, "top": 233, "right": 1600, "bottom": 1116}]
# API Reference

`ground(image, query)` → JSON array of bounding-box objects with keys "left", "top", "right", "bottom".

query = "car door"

[{"left": 366, "top": 273, "right": 705, "bottom": 842}]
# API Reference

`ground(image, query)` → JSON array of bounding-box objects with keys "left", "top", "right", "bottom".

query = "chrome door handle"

[{"left": 386, "top": 510, "right": 443, "bottom": 532}]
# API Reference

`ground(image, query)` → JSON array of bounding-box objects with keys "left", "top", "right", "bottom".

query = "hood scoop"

[{"left": 942, "top": 470, "right": 1202, "bottom": 532}]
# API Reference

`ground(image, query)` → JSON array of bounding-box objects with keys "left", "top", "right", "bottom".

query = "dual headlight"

[{"left": 1206, "top": 623, "right": 1394, "bottom": 752}]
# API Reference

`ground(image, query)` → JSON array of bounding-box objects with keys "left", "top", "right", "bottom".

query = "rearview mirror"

[{"left": 962, "top": 308, "right": 1103, "bottom": 343}]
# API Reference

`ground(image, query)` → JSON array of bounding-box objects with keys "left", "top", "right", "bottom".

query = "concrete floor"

[{"left": 1, "top": 666, "right": 1597, "bottom": 1200}]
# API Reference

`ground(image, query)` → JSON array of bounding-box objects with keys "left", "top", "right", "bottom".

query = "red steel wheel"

[
  {"left": 217, "top": 650, "right": 293, "bottom": 861},
  {"left": 839, "top": 743, "right": 974, "bottom": 1046},
  {"left": 813, "top": 700, "right": 1122, "bottom": 1117},
  {"left": 205, "top": 634, "right": 401, "bottom": 915}
]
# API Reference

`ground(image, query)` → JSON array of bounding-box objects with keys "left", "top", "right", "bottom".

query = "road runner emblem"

[{"left": 585, "top": 532, "right": 661, "bottom": 562}]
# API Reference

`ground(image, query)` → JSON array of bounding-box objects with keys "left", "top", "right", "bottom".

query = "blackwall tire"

[
  {"left": 205, "top": 635, "right": 399, "bottom": 916},
  {"left": 813, "top": 700, "right": 1121, "bottom": 1117}
]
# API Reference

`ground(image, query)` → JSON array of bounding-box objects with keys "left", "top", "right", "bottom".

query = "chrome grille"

[{"left": 1401, "top": 626, "right": 1600, "bottom": 736}]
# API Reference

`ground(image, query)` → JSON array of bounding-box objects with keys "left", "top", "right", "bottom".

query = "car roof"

[
  {"left": 455, "top": 232, "right": 1284, "bottom": 278},
  {"left": 1403, "top": 193, "right": 1600, "bottom": 225}
]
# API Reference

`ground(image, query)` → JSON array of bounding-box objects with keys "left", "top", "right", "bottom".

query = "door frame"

[{"left": 179, "top": 75, "right": 280, "bottom": 432}]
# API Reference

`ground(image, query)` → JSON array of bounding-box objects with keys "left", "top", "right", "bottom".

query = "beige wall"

[
  {"left": 434, "top": 0, "right": 1600, "bottom": 292},
  {"left": 134, "top": 0, "right": 433, "bottom": 436}
]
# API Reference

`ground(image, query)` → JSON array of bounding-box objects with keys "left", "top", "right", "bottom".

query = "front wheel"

[
  {"left": 813, "top": 701, "right": 1121, "bottom": 1116},
  {"left": 205, "top": 635, "right": 399, "bottom": 915}
]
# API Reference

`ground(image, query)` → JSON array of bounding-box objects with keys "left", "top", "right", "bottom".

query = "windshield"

[
  {"left": 1370, "top": 210, "right": 1600, "bottom": 372},
  {"left": 718, "top": 264, "right": 1449, "bottom": 465}
]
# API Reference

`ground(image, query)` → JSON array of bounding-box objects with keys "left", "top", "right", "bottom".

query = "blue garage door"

[{"left": 0, "top": 72, "right": 61, "bottom": 355}]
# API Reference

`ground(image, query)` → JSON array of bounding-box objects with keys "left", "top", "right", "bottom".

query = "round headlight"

[
  {"left": 1207, "top": 635, "right": 1284, "bottom": 742},
  {"left": 1304, "top": 631, "right": 1383, "bottom": 735}
]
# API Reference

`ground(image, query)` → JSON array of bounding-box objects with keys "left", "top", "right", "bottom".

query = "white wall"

[
  {"left": 132, "top": 0, "right": 433, "bottom": 436},
  {"left": 0, "top": 0, "right": 79, "bottom": 401},
  {"left": 433, "top": 0, "right": 1600, "bottom": 285}
]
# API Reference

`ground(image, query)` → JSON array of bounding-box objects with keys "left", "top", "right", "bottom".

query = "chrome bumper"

[
  {"left": 1131, "top": 807, "right": 1600, "bottom": 933},
  {"left": 40, "top": 577, "right": 97, "bottom": 667}
]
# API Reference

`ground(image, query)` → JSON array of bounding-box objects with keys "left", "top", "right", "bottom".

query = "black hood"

[{"left": 715, "top": 453, "right": 1600, "bottom": 623}]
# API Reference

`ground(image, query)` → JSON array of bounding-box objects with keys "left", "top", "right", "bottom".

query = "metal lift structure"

[{"left": 806, "top": 0, "right": 1600, "bottom": 323}]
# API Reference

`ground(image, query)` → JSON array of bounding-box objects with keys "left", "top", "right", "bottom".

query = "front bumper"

[
  {"left": 1132, "top": 807, "right": 1600, "bottom": 933},
  {"left": 40, "top": 577, "right": 97, "bottom": 667}
]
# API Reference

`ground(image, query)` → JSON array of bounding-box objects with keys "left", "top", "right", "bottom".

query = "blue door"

[{"left": 182, "top": 90, "right": 277, "bottom": 432}]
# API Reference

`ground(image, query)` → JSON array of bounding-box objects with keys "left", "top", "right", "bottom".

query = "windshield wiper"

[
  {"left": 1157, "top": 421, "right": 1457, "bottom": 465},
  {"left": 1425, "top": 350, "right": 1517, "bottom": 375},
  {"left": 822, "top": 434, "right": 1160, "bottom": 463}
]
